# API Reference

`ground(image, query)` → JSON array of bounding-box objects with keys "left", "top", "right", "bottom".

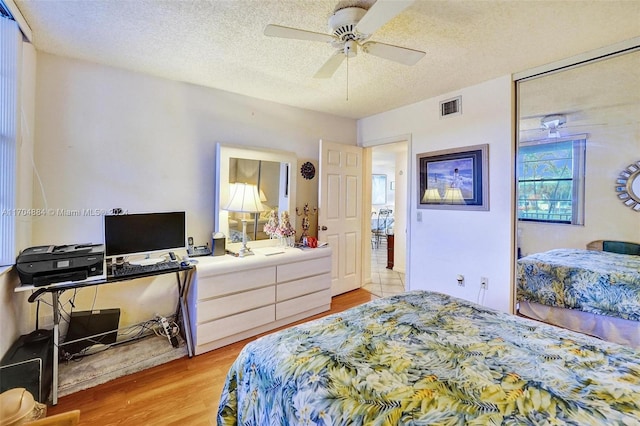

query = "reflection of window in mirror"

[{"left": 517, "top": 138, "right": 585, "bottom": 225}]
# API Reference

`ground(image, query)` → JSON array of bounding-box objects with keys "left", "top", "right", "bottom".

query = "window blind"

[{"left": 0, "top": 15, "right": 19, "bottom": 266}]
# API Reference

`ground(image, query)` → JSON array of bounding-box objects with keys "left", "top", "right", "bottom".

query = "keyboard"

[{"left": 110, "top": 261, "right": 181, "bottom": 278}]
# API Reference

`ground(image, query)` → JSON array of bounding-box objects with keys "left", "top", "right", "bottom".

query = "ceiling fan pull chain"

[{"left": 346, "top": 55, "right": 349, "bottom": 101}]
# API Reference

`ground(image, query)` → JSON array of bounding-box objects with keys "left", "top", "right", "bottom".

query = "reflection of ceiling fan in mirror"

[
  {"left": 519, "top": 112, "right": 606, "bottom": 140},
  {"left": 263, "top": 0, "right": 425, "bottom": 79}
]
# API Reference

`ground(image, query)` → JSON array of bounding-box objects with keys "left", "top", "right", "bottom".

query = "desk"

[{"left": 15, "top": 265, "right": 194, "bottom": 405}]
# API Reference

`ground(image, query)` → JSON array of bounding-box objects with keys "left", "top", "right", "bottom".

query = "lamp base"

[{"left": 237, "top": 246, "right": 254, "bottom": 257}]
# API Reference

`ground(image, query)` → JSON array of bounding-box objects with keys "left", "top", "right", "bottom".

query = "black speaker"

[
  {"left": 63, "top": 309, "right": 120, "bottom": 357},
  {"left": 0, "top": 330, "right": 53, "bottom": 403}
]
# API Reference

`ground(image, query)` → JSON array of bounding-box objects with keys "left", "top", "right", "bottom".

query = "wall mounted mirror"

[
  {"left": 214, "top": 143, "right": 297, "bottom": 246},
  {"left": 615, "top": 161, "right": 640, "bottom": 211}
]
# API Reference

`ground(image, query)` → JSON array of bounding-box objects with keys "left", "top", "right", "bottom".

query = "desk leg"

[
  {"left": 176, "top": 270, "right": 194, "bottom": 358},
  {"left": 51, "top": 291, "right": 60, "bottom": 405}
]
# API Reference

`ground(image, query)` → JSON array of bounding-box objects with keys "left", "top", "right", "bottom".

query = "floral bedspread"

[
  {"left": 517, "top": 249, "right": 640, "bottom": 321},
  {"left": 217, "top": 291, "right": 640, "bottom": 425}
]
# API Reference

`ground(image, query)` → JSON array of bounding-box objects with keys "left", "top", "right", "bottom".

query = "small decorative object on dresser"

[
  {"left": 295, "top": 203, "right": 317, "bottom": 242},
  {"left": 263, "top": 209, "right": 279, "bottom": 239},
  {"left": 276, "top": 211, "right": 296, "bottom": 247}
]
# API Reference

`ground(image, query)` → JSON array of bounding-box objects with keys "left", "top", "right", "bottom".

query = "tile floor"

[{"left": 362, "top": 240, "right": 406, "bottom": 298}]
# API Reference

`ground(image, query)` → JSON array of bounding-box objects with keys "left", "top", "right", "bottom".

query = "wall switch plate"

[{"left": 417, "top": 211, "right": 422, "bottom": 222}]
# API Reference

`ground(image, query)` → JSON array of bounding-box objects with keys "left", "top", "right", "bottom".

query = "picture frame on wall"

[
  {"left": 372, "top": 174, "right": 387, "bottom": 205},
  {"left": 417, "top": 144, "right": 489, "bottom": 211}
]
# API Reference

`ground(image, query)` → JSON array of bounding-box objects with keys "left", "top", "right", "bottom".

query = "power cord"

[{"left": 154, "top": 315, "right": 180, "bottom": 348}]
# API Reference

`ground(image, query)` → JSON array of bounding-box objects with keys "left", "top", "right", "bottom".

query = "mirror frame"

[
  {"left": 214, "top": 143, "right": 297, "bottom": 246},
  {"left": 615, "top": 161, "right": 640, "bottom": 211}
]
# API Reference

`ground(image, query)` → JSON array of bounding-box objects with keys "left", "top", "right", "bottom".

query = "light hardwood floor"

[{"left": 46, "top": 289, "right": 376, "bottom": 425}]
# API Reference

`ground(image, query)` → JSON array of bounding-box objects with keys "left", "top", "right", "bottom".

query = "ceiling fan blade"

[
  {"left": 362, "top": 41, "right": 425, "bottom": 65},
  {"left": 314, "top": 51, "right": 346, "bottom": 79},
  {"left": 355, "top": 0, "right": 414, "bottom": 36},
  {"left": 264, "top": 24, "right": 336, "bottom": 43}
]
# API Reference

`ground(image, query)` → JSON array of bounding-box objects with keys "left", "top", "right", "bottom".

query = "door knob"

[{"left": 319, "top": 225, "right": 328, "bottom": 231}]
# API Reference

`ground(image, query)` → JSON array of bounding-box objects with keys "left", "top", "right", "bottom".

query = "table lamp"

[{"left": 224, "top": 183, "right": 265, "bottom": 257}]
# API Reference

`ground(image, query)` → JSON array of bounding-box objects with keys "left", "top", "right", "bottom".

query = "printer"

[{"left": 16, "top": 244, "right": 105, "bottom": 286}]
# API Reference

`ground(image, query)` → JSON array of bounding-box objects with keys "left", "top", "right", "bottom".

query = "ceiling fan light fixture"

[
  {"left": 344, "top": 40, "right": 357, "bottom": 57},
  {"left": 541, "top": 114, "right": 567, "bottom": 138}
]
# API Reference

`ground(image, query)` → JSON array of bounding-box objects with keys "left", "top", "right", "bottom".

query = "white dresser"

[{"left": 187, "top": 247, "right": 332, "bottom": 355}]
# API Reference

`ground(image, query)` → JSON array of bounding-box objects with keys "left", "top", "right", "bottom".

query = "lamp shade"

[
  {"left": 224, "top": 183, "right": 265, "bottom": 213},
  {"left": 421, "top": 188, "right": 441, "bottom": 203},
  {"left": 443, "top": 187, "right": 465, "bottom": 204}
]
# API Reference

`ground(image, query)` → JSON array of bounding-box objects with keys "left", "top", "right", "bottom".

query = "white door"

[{"left": 318, "top": 140, "right": 363, "bottom": 295}]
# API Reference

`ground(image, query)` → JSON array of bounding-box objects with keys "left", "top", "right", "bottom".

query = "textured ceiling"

[{"left": 13, "top": 0, "right": 640, "bottom": 119}]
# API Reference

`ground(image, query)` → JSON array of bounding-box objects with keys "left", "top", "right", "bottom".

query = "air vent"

[{"left": 440, "top": 96, "right": 462, "bottom": 117}]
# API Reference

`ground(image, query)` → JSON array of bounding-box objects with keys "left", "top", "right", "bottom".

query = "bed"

[
  {"left": 217, "top": 291, "right": 640, "bottom": 425},
  {"left": 516, "top": 248, "right": 640, "bottom": 347}
]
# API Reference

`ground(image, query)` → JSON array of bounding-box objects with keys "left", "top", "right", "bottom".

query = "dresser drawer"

[
  {"left": 277, "top": 273, "right": 330, "bottom": 302},
  {"left": 197, "top": 305, "right": 275, "bottom": 343},
  {"left": 197, "top": 286, "right": 275, "bottom": 322},
  {"left": 276, "top": 288, "right": 331, "bottom": 320},
  {"left": 197, "top": 266, "right": 276, "bottom": 300},
  {"left": 277, "top": 256, "right": 331, "bottom": 283}
]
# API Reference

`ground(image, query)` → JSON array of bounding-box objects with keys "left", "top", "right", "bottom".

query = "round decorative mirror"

[{"left": 615, "top": 161, "right": 640, "bottom": 211}]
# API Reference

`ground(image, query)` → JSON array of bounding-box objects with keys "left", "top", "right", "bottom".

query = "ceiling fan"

[
  {"left": 520, "top": 112, "right": 607, "bottom": 140},
  {"left": 264, "top": 0, "right": 426, "bottom": 79}
]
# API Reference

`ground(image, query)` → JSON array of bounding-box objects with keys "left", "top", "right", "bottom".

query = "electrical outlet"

[
  {"left": 480, "top": 277, "right": 488, "bottom": 290},
  {"left": 457, "top": 274, "right": 464, "bottom": 286}
]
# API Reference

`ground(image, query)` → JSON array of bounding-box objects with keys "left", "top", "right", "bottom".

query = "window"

[
  {"left": 0, "top": 15, "right": 19, "bottom": 266},
  {"left": 517, "top": 138, "right": 586, "bottom": 224}
]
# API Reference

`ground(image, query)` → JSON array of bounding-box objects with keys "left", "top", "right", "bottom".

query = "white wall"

[
  {"left": 13, "top": 52, "right": 356, "bottom": 332},
  {"left": 393, "top": 145, "right": 408, "bottom": 274},
  {"left": 359, "top": 76, "right": 514, "bottom": 312}
]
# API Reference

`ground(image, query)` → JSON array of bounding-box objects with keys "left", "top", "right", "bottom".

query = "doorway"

[{"left": 362, "top": 140, "right": 408, "bottom": 297}]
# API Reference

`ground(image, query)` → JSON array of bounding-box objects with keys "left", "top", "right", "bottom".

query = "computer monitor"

[{"left": 104, "top": 211, "right": 186, "bottom": 263}]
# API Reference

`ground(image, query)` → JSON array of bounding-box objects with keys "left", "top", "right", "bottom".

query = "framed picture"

[
  {"left": 417, "top": 144, "right": 489, "bottom": 210},
  {"left": 372, "top": 174, "right": 387, "bottom": 205}
]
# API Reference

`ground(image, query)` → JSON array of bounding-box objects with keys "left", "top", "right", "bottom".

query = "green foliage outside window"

[{"left": 517, "top": 139, "right": 585, "bottom": 224}]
